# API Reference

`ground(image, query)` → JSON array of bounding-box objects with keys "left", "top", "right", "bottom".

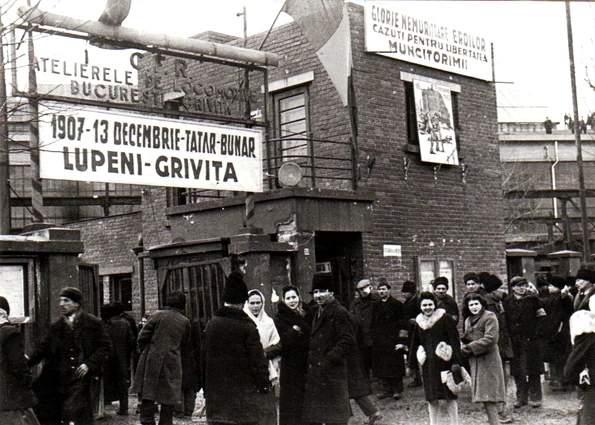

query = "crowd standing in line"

[{"left": 6, "top": 269, "right": 595, "bottom": 425}]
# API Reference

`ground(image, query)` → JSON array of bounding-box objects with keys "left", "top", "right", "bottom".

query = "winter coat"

[
  {"left": 274, "top": 302, "right": 313, "bottom": 425},
  {"left": 181, "top": 320, "right": 201, "bottom": 391},
  {"left": 303, "top": 298, "right": 356, "bottom": 424},
  {"left": 371, "top": 296, "right": 407, "bottom": 378},
  {"left": 503, "top": 294, "right": 546, "bottom": 376},
  {"left": 103, "top": 315, "right": 135, "bottom": 402},
  {"left": 541, "top": 292, "right": 573, "bottom": 363},
  {"left": 28, "top": 311, "right": 111, "bottom": 425},
  {"left": 462, "top": 309, "right": 506, "bottom": 403},
  {"left": 349, "top": 295, "right": 378, "bottom": 348},
  {"left": 205, "top": 306, "right": 269, "bottom": 424},
  {"left": 436, "top": 294, "right": 459, "bottom": 324},
  {"left": 132, "top": 307, "right": 191, "bottom": 405},
  {"left": 0, "top": 324, "right": 37, "bottom": 411},
  {"left": 484, "top": 290, "right": 514, "bottom": 360},
  {"left": 345, "top": 310, "right": 372, "bottom": 399},
  {"left": 409, "top": 308, "right": 461, "bottom": 402}
]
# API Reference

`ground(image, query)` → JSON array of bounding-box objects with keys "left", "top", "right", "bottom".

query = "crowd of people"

[{"left": 2, "top": 268, "right": 595, "bottom": 425}]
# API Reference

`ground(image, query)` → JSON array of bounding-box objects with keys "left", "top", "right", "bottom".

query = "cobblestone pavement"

[{"left": 98, "top": 378, "right": 579, "bottom": 425}]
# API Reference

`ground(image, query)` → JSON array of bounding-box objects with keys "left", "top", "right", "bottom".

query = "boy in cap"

[
  {"left": 503, "top": 277, "right": 547, "bottom": 408},
  {"left": 28, "top": 287, "right": 111, "bottom": 425}
]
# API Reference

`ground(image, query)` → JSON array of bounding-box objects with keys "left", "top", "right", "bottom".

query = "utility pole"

[
  {"left": 0, "top": 5, "right": 11, "bottom": 234},
  {"left": 566, "top": 1, "right": 591, "bottom": 264}
]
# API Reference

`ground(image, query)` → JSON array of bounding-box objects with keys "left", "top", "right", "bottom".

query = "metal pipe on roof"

[{"left": 17, "top": 6, "right": 279, "bottom": 68}]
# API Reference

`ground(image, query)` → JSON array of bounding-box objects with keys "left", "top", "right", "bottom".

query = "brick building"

[{"left": 58, "top": 2, "right": 505, "bottom": 322}]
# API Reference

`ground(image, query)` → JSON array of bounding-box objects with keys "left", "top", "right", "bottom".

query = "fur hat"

[
  {"left": 549, "top": 275, "right": 567, "bottom": 290},
  {"left": 478, "top": 271, "right": 491, "bottom": 284},
  {"left": 509, "top": 276, "right": 528, "bottom": 287},
  {"left": 463, "top": 272, "right": 479, "bottom": 284},
  {"left": 0, "top": 297, "right": 9, "bottom": 316},
  {"left": 223, "top": 271, "right": 249, "bottom": 304},
  {"left": 377, "top": 277, "right": 391, "bottom": 289},
  {"left": 432, "top": 276, "right": 449, "bottom": 289},
  {"left": 60, "top": 287, "right": 84, "bottom": 305},
  {"left": 312, "top": 274, "right": 334, "bottom": 292},
  {"left": 166, "top": 291, "right": 186, "bottom": 311},
  {"left": 576, "top": 268, "right": 593, "bottom": 283},
  {"left": 402, "top": 280, "right": 416, "bottom": 293},
  {"left": 483, "top": 274, "right": 503, "bottom": 293}
]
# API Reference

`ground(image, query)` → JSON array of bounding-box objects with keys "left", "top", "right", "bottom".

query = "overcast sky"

[{"left": 6, "top": 0, "right": 595, "bottom": 124}]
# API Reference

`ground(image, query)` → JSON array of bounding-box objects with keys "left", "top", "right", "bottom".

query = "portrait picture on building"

[{"left": 414, "top": 79, "right": 459, "bottom": 166}]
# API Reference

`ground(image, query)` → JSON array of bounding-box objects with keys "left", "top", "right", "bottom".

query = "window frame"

[{"left": 272, "top": 84, "right": 312, "bottom": 162}]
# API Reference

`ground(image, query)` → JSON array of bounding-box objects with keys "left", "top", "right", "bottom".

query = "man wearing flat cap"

[
  {"left": 303, "top": 274, "right": 357, "bottom": 425},
  {"left": 350, "top": 278, "right": 379, "bottom": 378},
  {"left": 28, "top": 287, "right": 111, "bottom": 425}
]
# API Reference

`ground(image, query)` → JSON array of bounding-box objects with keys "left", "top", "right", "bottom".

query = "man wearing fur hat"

[
  {"left": 503, "top": 276, "right": 547, "bottom": 409},
  {"left": 574, "top": 268, "right": 595, "bottom": 312},
  {"left": 204, "top": 271, "right": 270, "bottom": 425},
  {"left": 303, "top": 274, "right": 357, "bottom": 425},
  {"left": 132, "top": 291, "right": 192, "bottom": 425},
  {"left": 28, "top": 287, "right": 111, "bottom": 425},
  {"left": 432, "top": 277, "right": 459, "bottom": 324}
]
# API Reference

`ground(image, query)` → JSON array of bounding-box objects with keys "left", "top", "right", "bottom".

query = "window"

[
  {"left": 416, "top": 256, "right": 455, "bottom": 297},
  {"left": 109, "top": 274, "right": 133, "bottom": 311},
  {"left": 274, "top": 86, "right": 311, "bottom": 161}
]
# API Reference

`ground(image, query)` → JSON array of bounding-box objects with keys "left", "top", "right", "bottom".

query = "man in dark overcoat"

[
  {"left": 204, "top": 271, "right": 270, "bottom": 425},
  {"left": 303, "top": 274, "right": 357, "bottom": 425},
  {"left": 350, "top": 279, "right": 379, "bottom": 377},
  {"left": 28, "top": 287, "right": 112, "bottom": 425},
  {"left": 102, "top": 303, "right": 135, "bottom": 415},
  {"left": 402, "top": 280, "right": 422, "bottom": 388},
  {"left": 503, "top": 276, "right": 547, "bottom": 409},
  {"left": 371, "top": 280, "right": 407, "bottom": 400},
  {"left": 132, "top": 291, "right": 191, "bottom": 425}
]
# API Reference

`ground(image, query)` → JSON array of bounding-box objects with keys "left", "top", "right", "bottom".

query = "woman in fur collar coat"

[{"left": 409, "top": 292, "right": 462, "bottom": 425}]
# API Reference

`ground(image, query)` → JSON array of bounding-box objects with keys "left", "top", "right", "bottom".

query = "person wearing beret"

[
  {"left": 0, "top": 297, "right": 40, "bottom": 425},
  {"left": 27, "top": 287, "right": 112, "bottom": 425},
  {"left": 540, "top": 276, "right": 574, "bottom": 391},
  {"left": 503, "top": 276, "right": 547, "bottom": 409},
  {"left": 303, "top": 274, "right": 357, "bottom": 425},
  {"left": 204, "top": 271, "right": 270, "bottom": 425}
]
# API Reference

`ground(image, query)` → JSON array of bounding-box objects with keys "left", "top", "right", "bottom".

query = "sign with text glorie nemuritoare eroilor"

[
  {"left": 38, "top": 102, "right": 263, "bottom": 192},
  {"left": 364, "top": 3, "right": 493, "bottom": 81}
]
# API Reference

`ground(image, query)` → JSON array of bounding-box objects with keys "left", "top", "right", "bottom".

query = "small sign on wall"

[{"left": 383, "top": 244, "right": 402, "bottom": 257}]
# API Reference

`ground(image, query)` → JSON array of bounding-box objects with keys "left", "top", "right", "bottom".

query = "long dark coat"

[
  {"left": 436, "top": 294, "right": 459, "bottom": 323},
  {"left": 274, "top": 302, "right": 313, "bottom": 425},
  {"left": 0, "top": 324, "right": 37, "bottom": 411},
  {"left": 541, "top": 292, "right": 573, "bottom": 363},
  {"left": 204, "top": 306, "right": 269, "bottom": 424},
  {"left": 345, "top": 310, "right": 372, "bottom": 399},
  {"left": 103, "top": 315, "right": 135, "bottom": 402},
  {"left": 349, "top": 295, "right": 378, "bottom": 348},
  {"left": 132, "top": 307, "right": 191, "bottom": 405},
  {"left": 28, "top": 311, "right": 111, "bottom": 425},
  {"left": 371, "top": 296, "right": 407, "bottom": 378},
  {"left": 462, "top": 310, "right": 506, "bottom": 403},
  {"left": 503, "top": 294, "right": 546, "bottom": 376},
  {"left": 303, "top": 298, "right": 356, "bottom": 424},
  {"left": 409, "top": 309, "right": 461, "bottom": 402},
  {"left": 484, "top": 290, "right": 514, "bottom": 360}
]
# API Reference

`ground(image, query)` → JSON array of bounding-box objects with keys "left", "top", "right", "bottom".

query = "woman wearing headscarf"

[
  {"left": 244, "top": 289, "right": 281, "bottom": 425},
  {"left": 0, "top": 297, "right": 40, "bottom": 425},
  {"left": 409, "top": 292, "right": 462, "bottom": 425},
  {"left": 461, "top": 293, "right": 506, "bottom": 425},
  {"left": 274, "top": 285, "right": 312, "bottom": 425}
]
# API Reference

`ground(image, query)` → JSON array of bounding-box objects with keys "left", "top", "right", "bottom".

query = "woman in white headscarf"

[{"left": 244, "top": 289, "right": 281, "bottom": 425}]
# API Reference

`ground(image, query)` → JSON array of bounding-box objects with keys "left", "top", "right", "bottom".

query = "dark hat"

[
  {"left": 311, "top": 273, "right": 334, "bottom": 292},
  {"left": 377, "top": 277, "right": 391, "bottom": 289},
  {"left": 509, "top": 276, "right": 528, "bottom": 287},
  {"left": 536, "top": 276, "right": 549, "bottom": 288},
  {"left": 402, "top": 280, "right": 416, "bottom": 293},
  {"left": 478, "top": 272, "right": 491, "bottom": 284},
  {"left": 576, "top": 268, "right": 593, "bottom": 282},
  {"left": 0, "top": 296, "right": 10, "bottom": 316},
  {"left": 223, "top": 271, "right": 249, "bottom": 304},
  {"left": 60, "top": 287, "right": 84, "bottom": 304},
  {"left": 166, "top": 291, "right": 186, "bottom": 311},
  {"left": 549, "top": 275, "right": 567, "bottom": 290},
  {"left": 463, "top": 272, "right": 480, "bottom": 284},
  {"left": 567, "top": 275, "right": 577, "bottom": 288},
  {"left": 432, "top": 276, "right": 449, "bottom": 289},
  {"left": 483, "top": 274, "right": 503, "bottom": 293}
]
